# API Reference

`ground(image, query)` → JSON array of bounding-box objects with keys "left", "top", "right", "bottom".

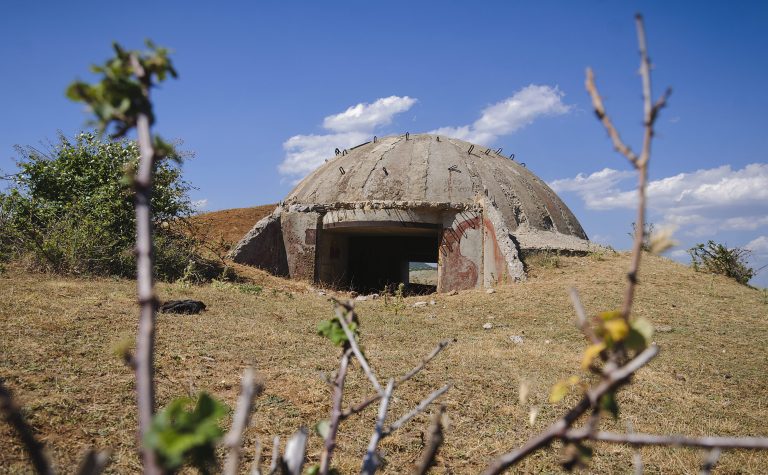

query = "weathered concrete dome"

[
  {"left": 232, "top": 133, "right": 592, "bottom": 292},
  {"left": 287, "top": 133, "right": 587, "bottom": 242}
]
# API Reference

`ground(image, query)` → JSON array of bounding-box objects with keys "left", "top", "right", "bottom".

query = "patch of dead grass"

[{"left": 1, "top": 252, "right": 767, "bottom": 473}]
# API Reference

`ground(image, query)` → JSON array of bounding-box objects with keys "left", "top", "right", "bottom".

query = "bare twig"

[
  {"left": 585, "top": 16, "right": 669, "bottom": 322},
  {"left": 340, "top": 339, "right": 453, "bottom": 421},
  {"left": 633, "top": 450, "right": 644, "bottom": 475},
  {"left": 384, "top": 384, "right": 451, "bottom": 436},
  {"left": 319, "top": 349, "right": 352, "bottom": 474},
  {"left": 568, "top": 288, "right": 599, "bottom": 343},
  {"left": 249, "top": 440, "right": 263, "bottom": 475},
  {"left": 483, "top": 14, "right": 768, "bottom": 475},
  {"left": 283, "top": 428, "right": 309, "bottom": 475},
  {"left": 75, "top": 450, "right": 110, "bottom": 475},
  {"left": 224, "top": 368, "right": 264, "bottom": 475},
  {"left": 620, "top": 15, "right": 670, "bottom": 321},
  {"left": 128, "top": 53, "right": 162, "bottom": 475},
  {"left": 482, "top": 345, "right": 659, "bottom": 474},
  {"left": 268, "top": 436, "right": 280, "bottom": 474},
  {"left": 400, "top": 339, "right": 454, "bottom": 382},
  {"left": 413, "top": 405, "right": 446, "bottom": 475},
  {"left": 0, "top": 380, "right": 54, "bottom": 475},
  {"left": 626, "top": 421, "right": 643, "bottom": 475},
  {"left": 361, "top": 379, "right": 395, "bottom": 475},
  {"left": 333, "top": 303, "right": 383, "bottom": 394},
  {"left": 700, "top": 448, "right": 722, "bottom": 475},
  {"left": 585, "top": 67, "right": 639, "bottom": 167},
  {"left": 566, "top": 431, "right": 768, "bottom": 450}
]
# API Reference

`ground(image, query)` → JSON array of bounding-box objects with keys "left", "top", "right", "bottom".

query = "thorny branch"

[
  {"left": 128, "top": 52, "right": 162, "bottom": 475},
  {"left": 340, "top": 338, "right": 453, "bottom": 421},
  {"left": 0, "top": 380, "right": 54, "bottom": 475},
  {"left": 483, "top": 14, "right": 766, "bottom": 474},
  {"left": 383, "top": 384, "right": 451, "bottom": 436},
  {"left": 223, "top": 368, "right": 263, "bottom": 475},
  {"left": 361, "top": 380, "right": 395, "bottom": 475},
  {"left": 484, "top": 13, "right": 768, "bottom": 474},
  {"left": 333, "top": 302, "right": 383, "bottom": 394},
  {"left": 319, "top": 349, "right": 352, "bottom": 475},
  {"left": 317, "top": 302, "right": 451, "bottom": 474},
  {"left": 482, "top": 345, "right": 659, "bottom": 475},
  {"left": 564, "top": 431, "right": 768, "bottom": 450},
  {"left": 414, "top": 406, "right": 446, "bottom": 475},
  {"left": 568, "top": 288, "right": 599, "bottom": 344}
]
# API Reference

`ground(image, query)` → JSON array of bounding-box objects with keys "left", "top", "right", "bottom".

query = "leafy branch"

[{"left": 482, "top": 14, "right": 768, "bottom": 474}]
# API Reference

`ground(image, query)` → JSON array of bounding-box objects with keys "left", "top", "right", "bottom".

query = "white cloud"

[
  {"left": 430, "top": 85, "right": 571, "bottom": 145},
  {"left": 589, "top": 233, "right": 614, "bottom": 246},
  {"left": 669, "top": 249, "right": 689, "bottom": 260},
  {"left": 322, "top": 96, "right": 417, "bottom": 133},
  {"left": 191, "top": 199, "right": 208, "bottom": 211},
  {"left": 746, "top": 236, "right": 768, "bottom": 255},
  {"left": 278, "top": 96, "right": 416, "bottom": 180},
  {"left": 278, "top": 131, "right": 369, "bottom": 178},
  {"left": 549, "top": 168, "right": 634, "bottom": 209},
  {"left": 550, "top": 163, "right": 768, "bottom": 234}
]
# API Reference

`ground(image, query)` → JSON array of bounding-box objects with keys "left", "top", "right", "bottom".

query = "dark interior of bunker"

[{"left": 318, "top": 225, "right": 440, "bottom": 294}]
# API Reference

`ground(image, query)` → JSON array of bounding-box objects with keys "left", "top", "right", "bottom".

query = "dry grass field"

[
  {"left": 186, "top": 204, "right": 277, "bottom": 256},
  {"left": 2, "top": 233, "right": 767, "bottom": 473}
]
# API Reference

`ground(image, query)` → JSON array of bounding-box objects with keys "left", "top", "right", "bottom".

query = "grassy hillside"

[
  {"left": 1, "top": 244, "right": 767, "bottom": 472},
  {"left": 189, "top": 204, "right": 277, "bottom": 250}
]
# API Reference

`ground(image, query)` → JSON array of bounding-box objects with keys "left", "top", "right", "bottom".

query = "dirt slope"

[
  {"left": 190, "top": 204, "right": 277, "bottom": 250},
  {"left": 2, "top": 249, "right": 767, "bottom": 473}
]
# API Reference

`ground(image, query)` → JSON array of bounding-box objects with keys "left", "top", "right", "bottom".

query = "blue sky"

[{"left": 2, "top": 1, "right": 767, "bottom": 286}]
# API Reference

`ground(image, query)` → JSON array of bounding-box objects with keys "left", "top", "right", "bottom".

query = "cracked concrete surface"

[{"left": 232, "top": 133, "right": 592, "bottom": 290}]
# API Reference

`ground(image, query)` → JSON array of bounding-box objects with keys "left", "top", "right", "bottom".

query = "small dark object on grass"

[{"left": 159, "top": 300, "right": 207, "bottom": 314}]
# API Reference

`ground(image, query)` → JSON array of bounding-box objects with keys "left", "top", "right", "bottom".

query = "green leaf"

[
  {"left": 314, "top": 419, "right": 330, "bottom": 439},
  {"left": 549, "top": 375, "right": 580, "bottom": 403},
  {"left": 317, "top": 317, "right": 357, "bottom": 347},
  {"left": 631, "top": 317, "right": 654, "bottom": 344},
  {"left": 144, "top": 392, "right": 228, "bottom": 472},
  {"left": 599, "top": 391, "right": 619, "bottom": 419},
  {"left": 581, "top": 342, "right": 606, "bottom": 370},
  {"left": 603, "top": 318, "right": 629, "bottom": 342}
]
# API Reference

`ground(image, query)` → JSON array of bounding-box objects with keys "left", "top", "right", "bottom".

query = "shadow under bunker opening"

[{"left": 318, "top": 227, "right": 440, "bottom": 295}]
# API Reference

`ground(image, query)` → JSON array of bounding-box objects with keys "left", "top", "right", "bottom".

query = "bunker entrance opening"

[{"left": 317, "top": 225, "right": 440, "bottom": 295}]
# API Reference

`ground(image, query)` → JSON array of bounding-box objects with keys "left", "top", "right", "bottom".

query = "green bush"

[
  {"left": 0, "top": 132, "right": 218, "bottom": 280},
  {"left": 689, "top": 240, "right": 755, "bottom": 286}
]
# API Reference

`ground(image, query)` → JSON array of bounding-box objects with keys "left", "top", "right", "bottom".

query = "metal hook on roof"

[
  {"left": 520, "top": 162, "right": 526, "bottom": 168},
  {"left": 382, "top": 166, "right": 388, "bottom": 176},
  {"left": 467, "top": 145, "right": 474, "bottom": 154},
  {"left": 484, "top": 148, "right": 490, "bottom": 155},
  {"left": 373, "top": 136, "right": 377, "bottom": 143},
  {"left": 342, "top": 149, "right": 348, "bottom": 156},
  {"left": 496, "top": 147, "right": 503, "bottom": 154},
  {"left": 339, "top": 166, "right": 346, "bottom": 175},
  {"left": 436, "top": 136, "right": 440, "bottom": 142},
  {"left": 405, "top": 132, "right": 410, "bottom": 140},
  {"left": 509, "top": 153, "right": 515, "bottom": 160},
  {"left": 335, "top": 148, "right": 341, "bottom": 156},
  {"left": 448, "top": 164, "right": 460, "bottom": 172}
]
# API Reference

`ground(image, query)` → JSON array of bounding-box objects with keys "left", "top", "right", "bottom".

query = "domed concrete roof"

[{"left": 286, "top": 133, "right": 588, "bottom": 240}]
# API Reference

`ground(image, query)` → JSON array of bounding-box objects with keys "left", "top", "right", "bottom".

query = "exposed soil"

[{"left": 1, "top": 221, "right": 767, "bottom": 473}]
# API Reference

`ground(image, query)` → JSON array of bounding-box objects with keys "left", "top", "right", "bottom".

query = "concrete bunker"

[
  {"left": 231, "top": 134, "right": 594, "bottom": 292},
  {"left": 318, "top": 219, "right": 440, "bottom": 294}
]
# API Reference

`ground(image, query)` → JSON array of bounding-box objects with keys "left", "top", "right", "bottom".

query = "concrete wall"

[
  {"left": 482, "top": 199, "right": 526, "bottom": 285},
  {"left": 437, "top": 211, "right": 483, "bottom": 292},
  {"left": 281, "top": 210, "right": 322, "bottom": 281},
  {"left": 229, "top": 210, "right": 289, "bottom": 276},
  {"left": 483, "top": 216, "right": 506, "bottom": 286},
  {"left": 315, "top": 231, "right": 349, "bottom": 287}
]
